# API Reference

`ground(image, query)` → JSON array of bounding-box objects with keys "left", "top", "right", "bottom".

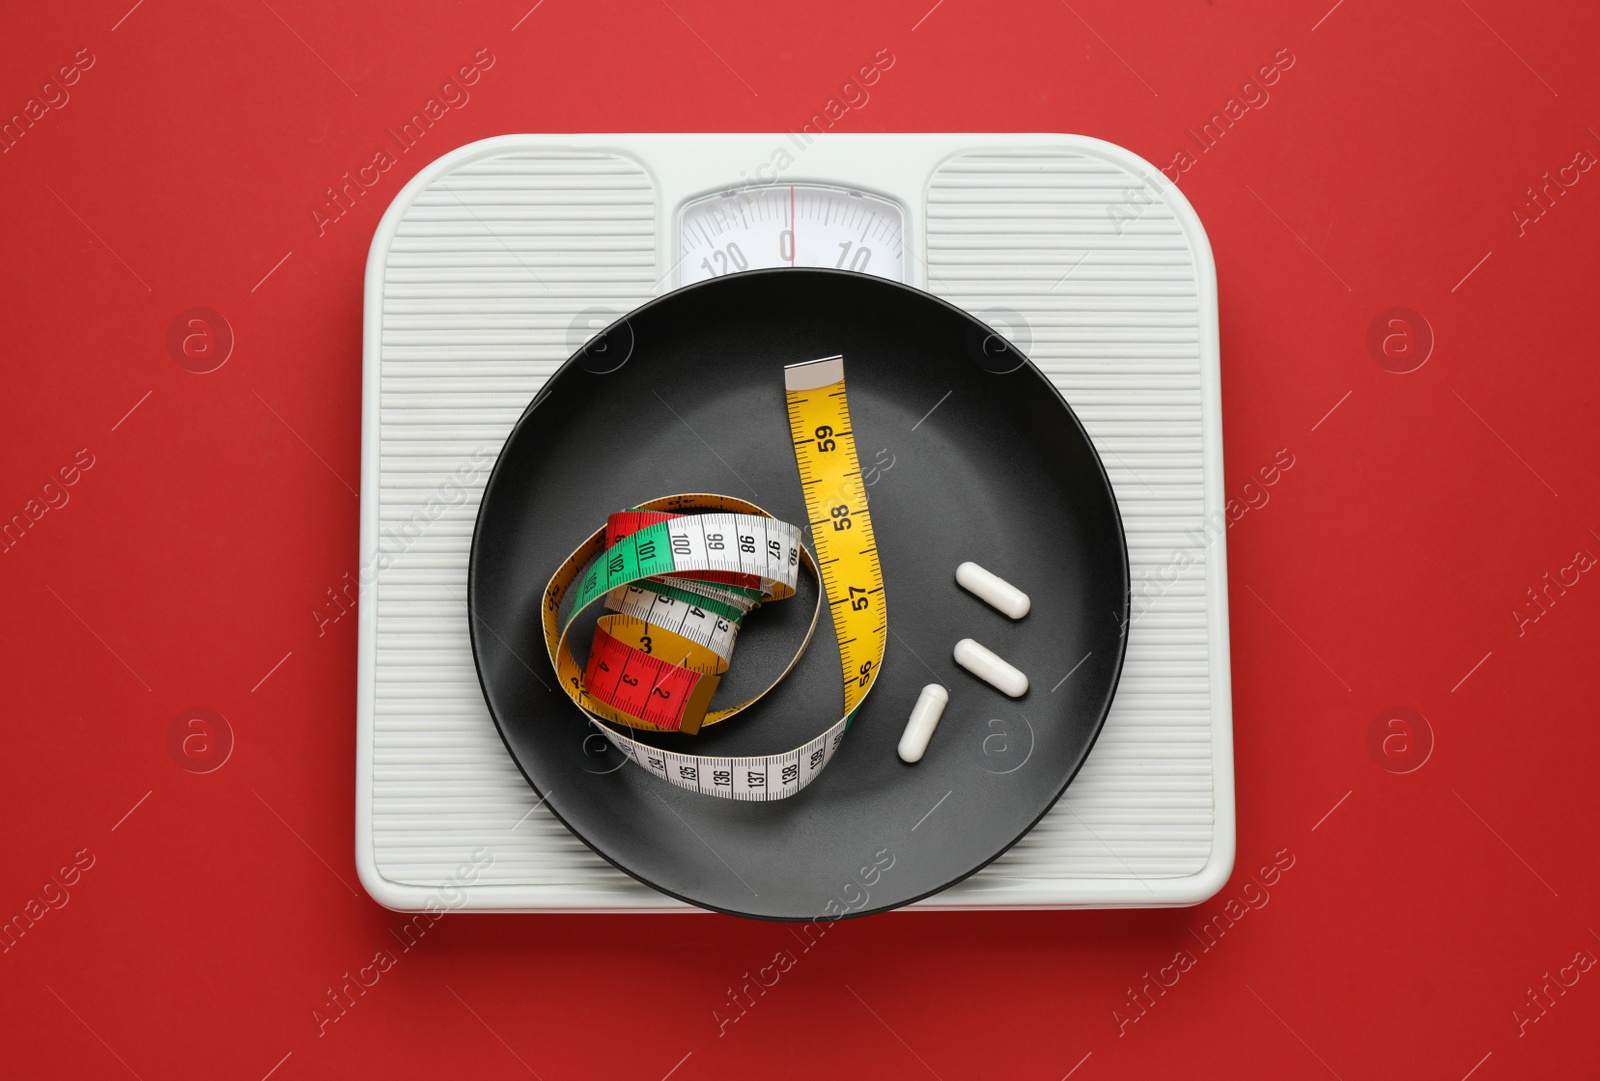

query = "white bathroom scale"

[{"left": 356, "top": 133, "right": 1234, "bottom": 912}]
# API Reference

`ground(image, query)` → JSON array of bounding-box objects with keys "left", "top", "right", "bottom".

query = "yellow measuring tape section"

[
  {"left": 539, "top": 356, "right": 887, "bottom": 800},
  {"left": 785, "top": 355, "right": 887, "bottom": 720}
]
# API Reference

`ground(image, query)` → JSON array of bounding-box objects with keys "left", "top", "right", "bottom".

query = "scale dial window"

[{"left": 678, "top": 183, "right": 906, "bottom": 285}]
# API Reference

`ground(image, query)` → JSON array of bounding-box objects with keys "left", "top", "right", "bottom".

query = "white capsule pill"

[
  {"left": 953, "top": 638, "right": 1029, "bottom": 697},
  {"left": 955, "top": 561, "right": 1030, "bottom": 619},
  {"left": 897, "top": 684, "right": 949, "bottom": 764}
]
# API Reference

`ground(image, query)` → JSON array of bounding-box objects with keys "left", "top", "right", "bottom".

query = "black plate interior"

[{"left": 468, "top": 268, "right": 1129, "bottom": 919}]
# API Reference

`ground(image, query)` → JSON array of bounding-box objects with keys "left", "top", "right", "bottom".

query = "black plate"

[{"left": 468, "top": 268, "right": 1128, "bottom": 919}]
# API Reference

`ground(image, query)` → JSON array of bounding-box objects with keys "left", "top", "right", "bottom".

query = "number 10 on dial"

[{"left": 678, "top": 183, "right": 906, "bottom": 285}]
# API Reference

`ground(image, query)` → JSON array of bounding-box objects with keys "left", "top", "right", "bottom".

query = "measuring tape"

[{"left": 539, "top": 356, "right": 887, "bottom": 800}]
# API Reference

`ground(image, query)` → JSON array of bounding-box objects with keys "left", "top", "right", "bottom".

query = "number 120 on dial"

[{"left": 678, "top": 183, "right": 906, "bottom": 285}]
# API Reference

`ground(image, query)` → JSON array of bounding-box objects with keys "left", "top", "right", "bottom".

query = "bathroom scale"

[{"left": 355, "top": 134, "right": 1235, "bottom": 913}]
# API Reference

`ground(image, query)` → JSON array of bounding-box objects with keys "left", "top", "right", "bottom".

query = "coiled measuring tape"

[{"left": 540, "top": 356, "right": 887, "bottom": 800}]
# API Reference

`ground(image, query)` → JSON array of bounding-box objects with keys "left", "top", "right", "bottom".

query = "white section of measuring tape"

[
  {"left": 593, "top": 715, "right": 849, "bottom": 801},
  {"left": 605, "top": 582, "right": 747, "bottom": 663},
  {"left": 663, "top": 511, "right": 800, "bottom": 587}
]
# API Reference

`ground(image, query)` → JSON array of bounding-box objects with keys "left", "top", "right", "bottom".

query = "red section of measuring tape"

[
  {"left": 605, "top": 510, "right": 762, "bottom": 591},
  {"left": 582, "top": 626, "right": 703, "bottom": 731},
  {"left": 604, "top": 510, "right": 672, "bottom": 544}
]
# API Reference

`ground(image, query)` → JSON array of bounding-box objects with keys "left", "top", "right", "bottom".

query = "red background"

[{"left": 3, "top": 0, "right": 1599, "bottom": 1077}]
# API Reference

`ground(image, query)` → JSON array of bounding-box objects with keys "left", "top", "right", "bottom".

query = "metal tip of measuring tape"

[{"left": 784, "top": 355, "right": 845, "bottom": 392}]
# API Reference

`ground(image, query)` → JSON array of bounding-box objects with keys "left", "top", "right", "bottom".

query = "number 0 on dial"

[{"left": 678, "top": 183, "right": 906, "bottom": 286}]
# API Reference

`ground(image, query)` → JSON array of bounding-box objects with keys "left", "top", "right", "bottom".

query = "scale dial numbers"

[{"left": 678, "top": 183, "right": 906, "bottom": 286}]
